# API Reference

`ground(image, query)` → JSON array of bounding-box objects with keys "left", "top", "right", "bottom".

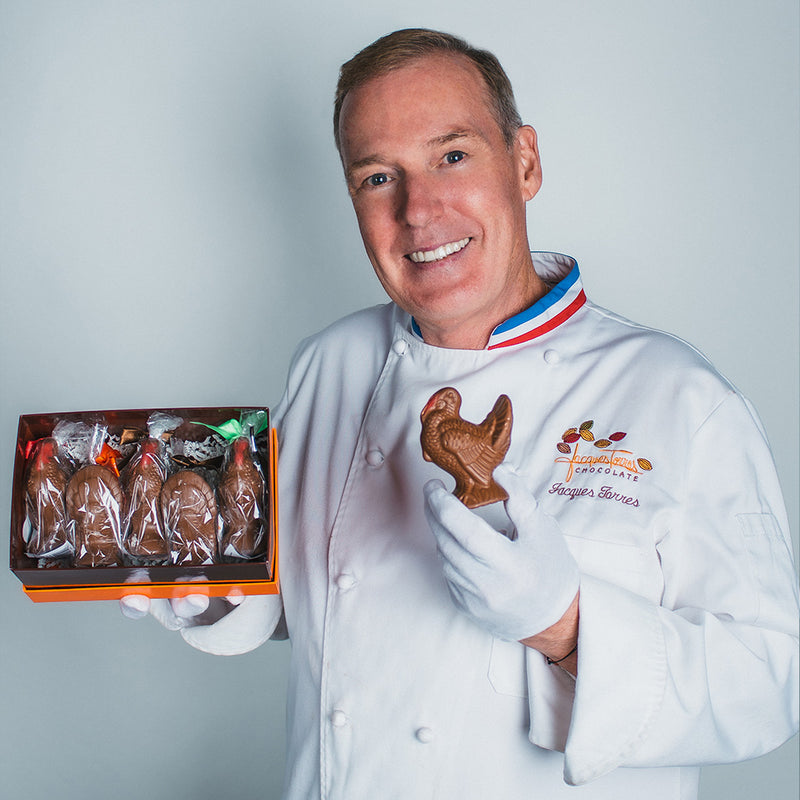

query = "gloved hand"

[
  {"left": 120, "top": 592, "right": 284, "bottom": 655},
  {"left": 424, "top": 463, "right": 579, "bottom": 641},
  {"left": 120, "top": 592, "right": 215, "bottom": 629}
]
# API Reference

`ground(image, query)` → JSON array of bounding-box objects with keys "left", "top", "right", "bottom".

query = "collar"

[{"left": 410, "top": 252, "right": 586, "bottom": 350}]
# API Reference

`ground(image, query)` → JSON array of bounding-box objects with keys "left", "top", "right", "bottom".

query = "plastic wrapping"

[
  {"left": 66, "top": 464, "right": 123, "bottom": 567},
  {"left": 119, "top": 413, "right": 182, "bottom": 564},
  {"left": 121, "top": 438, "right": 169, "bottom": 562},
  {"left": 23, "top": 437, "right": 73, "bottom": 559},
  {"left": 192, "top": 410, "right": 270, "bottom": 561},
  {"left": 161, "top": 470, "right": 219, "bottom": 565},
  {"left": 218, "top": 436, "right": 268, "bottom": 559}
]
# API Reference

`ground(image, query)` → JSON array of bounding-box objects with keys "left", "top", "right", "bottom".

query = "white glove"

[
  {"left": 424, "top": 463, "right": 579, "bottom": 641},
  {"left": 121, "top": 592, "right": 214, "bottom": 629},
  {"left": 120, "top": 592, "right": 283, "bottom": 655}
]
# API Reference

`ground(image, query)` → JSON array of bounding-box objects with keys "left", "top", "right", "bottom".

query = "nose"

[{"left": 397, "top": 172, "right": 442, "bottom": 228}]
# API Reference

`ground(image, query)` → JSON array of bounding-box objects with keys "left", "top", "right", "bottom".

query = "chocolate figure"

[
  {"left": 421, "top": 387, "right": 513, "bottom": 509},
  {"left": 122, "top": 437, "right": 169, "bottom": 562},
  {"left": 66, "top": 464, "right": 124, "bottom": 566},
  {"left": 218, "top": 437, "right": 267, "bottom": 559},
  {"left": 161, "top": 470, "right": 218, "bottom": 565},
  {"left": 24, "top": 438, "right": 71, "bottom": 558}
]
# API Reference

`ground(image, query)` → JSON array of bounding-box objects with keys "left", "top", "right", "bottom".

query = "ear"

[{"left": 515, "top": 125, "right": 542, "bottom": 202}]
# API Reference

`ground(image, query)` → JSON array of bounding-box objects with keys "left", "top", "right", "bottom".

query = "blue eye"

[
  {"left": 366, "top": 173, "right": 389, "bottom": 187},
  {"left": 444, "top": 150, "right": 466, "bottom": 164}
]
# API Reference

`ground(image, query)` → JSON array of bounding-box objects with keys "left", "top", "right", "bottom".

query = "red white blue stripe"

[
  {"left": 487, "top": 253, "right": 585, "bottom": 349},
  {"left": 410, "top": 252, "right": 586, "bottom": 349}
]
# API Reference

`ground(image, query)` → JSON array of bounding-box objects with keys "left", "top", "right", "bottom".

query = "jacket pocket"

[
  {"left": 563, "top": 533, "right": 650, "bottom": 599},
  {"left": 487, "top": 637, "right": 529, "bottom": 698}
]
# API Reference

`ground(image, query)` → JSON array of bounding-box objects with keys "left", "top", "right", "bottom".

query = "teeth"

[{"left": 409, "top": 237, "right": 470, "bottom": 263}]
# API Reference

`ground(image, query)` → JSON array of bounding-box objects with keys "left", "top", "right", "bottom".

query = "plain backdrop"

[{"left": 0, "top": 2, "right": 797, "bottom": 798}]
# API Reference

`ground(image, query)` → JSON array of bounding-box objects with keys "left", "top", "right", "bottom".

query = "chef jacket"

[{"left": 194, "top": 253, "right": 799, "bottom": 800}]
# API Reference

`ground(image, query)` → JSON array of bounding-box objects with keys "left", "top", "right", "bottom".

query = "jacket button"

[
  {"left": 331, "top": 710, "right": 348, "bottom": 728},
  {"left": 415, "top": 727, "right": 434, "bottom": 743},
  {"left": 336, "top": 573, "right": 356, "bottom": 591},
  {"left": 365, "top": 449, "right": 385, "bottom": 467},
  {"left": 392, "top": 339, "right": 408, "bottom": 356},
  {"left": 544, "top": 349, "right": 561, "bottom": 364}
]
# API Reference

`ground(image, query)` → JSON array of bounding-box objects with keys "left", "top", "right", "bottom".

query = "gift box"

[{"left": 9, "top": 407, "right": 278, "bottom": 602}]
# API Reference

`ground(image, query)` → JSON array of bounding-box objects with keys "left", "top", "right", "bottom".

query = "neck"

[{"left": 416, "top": 267, "right": 550, "bottom": 350}]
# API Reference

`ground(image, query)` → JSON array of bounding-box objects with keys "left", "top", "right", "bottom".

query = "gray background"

[{"left": 0, "top": 1, "right": 797, "bottom": 798}]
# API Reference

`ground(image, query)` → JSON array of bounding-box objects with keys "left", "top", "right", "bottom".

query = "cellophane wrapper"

[
  {"left": 161, "top": 468, "right": 220, "bottom": 566},
  {"left": 68, "top": 464, "right": 124, "bottom": 567},
  {"left": 23, "top": 437, "right": 74, "bottom": 560},
  {"left": 218, "top": 434, "right": 269, "bottom": 560},
  {"left": 119, "top": 413, "right": 182, "bottom": 564},
  {"left": 121, "top": 438, "right": 170, "bottom": 563}
]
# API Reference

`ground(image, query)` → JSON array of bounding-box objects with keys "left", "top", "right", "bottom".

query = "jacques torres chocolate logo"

[
  {"left": 553, "top": 420, "right": 653, "bottom": 485},
  {"left": 549, "top": 421, "right": 653, "bottom": 507}
]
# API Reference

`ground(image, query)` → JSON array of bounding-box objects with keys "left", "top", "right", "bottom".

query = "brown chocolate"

[
  {"left": 161, "top": 470, "right": 218, "bottom": 565},
  {"left": 218, "top": 437, "right": 266, "bottom": 559},
  {"left": 66, "top": 465, "right": 124, "bottom": 566},
  {"left": 420, "top": 387, "right": 513, "bottom": 509},
  {"left": 122, "top": 438, "right": 168, "bottom": 562},
  {"left": 24, "top": 438, "right": 71, "bottom": 557}
]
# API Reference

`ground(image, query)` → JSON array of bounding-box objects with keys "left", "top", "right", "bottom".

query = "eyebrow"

[
  {"left": 429, "top": 130, "right": 474, "bottom": 147},
  {"left": 345, "top": 130, "right": 482, "bottom": 184}
]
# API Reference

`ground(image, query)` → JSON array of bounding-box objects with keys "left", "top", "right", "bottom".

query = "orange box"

[{"left": 9, "top": 407, "right": 278, "bottom": 602}]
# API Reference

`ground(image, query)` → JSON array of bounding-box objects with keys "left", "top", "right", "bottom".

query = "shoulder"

[
  {"left": 311, "top": 302, "right": 400, "bottom": 346},
  {"left": 291, "top": 303, "right": 399, "bottom": 365},
  {"left": 280, "top": 303, "right": 403, "bottom": 404},
  {"left": 565, "top": 301, "right": 744, "bottom": 432},
  {"left": 579, "top": 301, "right": 735, "bottom": 386}
]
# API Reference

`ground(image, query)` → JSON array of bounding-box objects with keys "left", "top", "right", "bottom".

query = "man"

[{"left": 125, "top": 29, "right": 799, "bottom": 799}]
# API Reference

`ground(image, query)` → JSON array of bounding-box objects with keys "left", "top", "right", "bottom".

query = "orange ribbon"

[{"left": 95, "top": 442, "right": 122, "bottom": 476}]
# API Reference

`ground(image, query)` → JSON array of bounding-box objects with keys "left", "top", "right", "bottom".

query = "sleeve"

[{"left": 529, "top": 391, "right": 799, "bottom": 785}]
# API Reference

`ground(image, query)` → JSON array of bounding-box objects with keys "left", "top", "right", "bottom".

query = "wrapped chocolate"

[
  {"left": 218, "top": 436, "right": 268, "bottom": 559},
  {"left": 161, "top": 470, "right": 219, "bottom": 565},
  {"left": 24, "top": 437, "right": 73, "bottom": 559},
  {"left": 192, "top": 410, "right": 270, "bottom": 561},
  {"left": 67, "top": 464, "right": 124, "bottom": 567},
  {"left": 121, "top": 438, "right": 169, "bottom": 562},
  {"left": 120, "top": 413, "right": 182, "bottom": 563}
]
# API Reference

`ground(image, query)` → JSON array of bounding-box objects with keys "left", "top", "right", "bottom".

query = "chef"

[{"left": 123, "top": 28, "right": 799, "bottom": 799}]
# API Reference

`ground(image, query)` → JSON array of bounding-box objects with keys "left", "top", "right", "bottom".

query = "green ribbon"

[{"left": 191, "top": 410, "right": 269, "bottom": 442}]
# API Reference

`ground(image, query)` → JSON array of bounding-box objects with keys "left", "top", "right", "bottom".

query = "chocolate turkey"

[
  {"left": 218, "top": 437, "right": 266, "bottom": 559},
  {"left": 161, "top": 470, "right": 218, "bottom": 565},
  {"left": 420, "top": 387, "right": 513, "bottom": 509},
  {"left": 122, "top": 437, "right": 169, "bottom": 562},
  {"left": 24, "top": 437, "right": 71, "bottom": 558},
  {"left": 66, "top": 465, "right": 124, "bottom": 566}
]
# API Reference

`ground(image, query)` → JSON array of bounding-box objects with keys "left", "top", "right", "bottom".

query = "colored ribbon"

[
  {"left": 191, "top": 411, "right": 269, "bottom": 442},
  {"left": 95, "top": 442, "right": 122, "bottom": 476}
]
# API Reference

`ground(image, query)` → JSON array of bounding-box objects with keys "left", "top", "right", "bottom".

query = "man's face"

[{"left": 338, "top": 54, "right": 542, "bottom": 348}]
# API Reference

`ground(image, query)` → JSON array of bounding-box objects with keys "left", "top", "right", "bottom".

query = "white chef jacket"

[{"left": 195, "top": 253, "right": 799, "bottom": 800}]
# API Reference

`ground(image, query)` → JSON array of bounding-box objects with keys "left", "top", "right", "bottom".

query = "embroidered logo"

[{"left": 553, "top": 421, "right": 653, "bottom": 484}]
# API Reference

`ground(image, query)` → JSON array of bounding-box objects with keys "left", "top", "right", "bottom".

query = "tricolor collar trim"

[{"left": 410, "top": 252, "right": 586, "bottom": 349}]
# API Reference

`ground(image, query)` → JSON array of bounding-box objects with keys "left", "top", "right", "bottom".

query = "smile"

[{"left": 408, "top": 237, "right": 470, "bottom": 263}]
